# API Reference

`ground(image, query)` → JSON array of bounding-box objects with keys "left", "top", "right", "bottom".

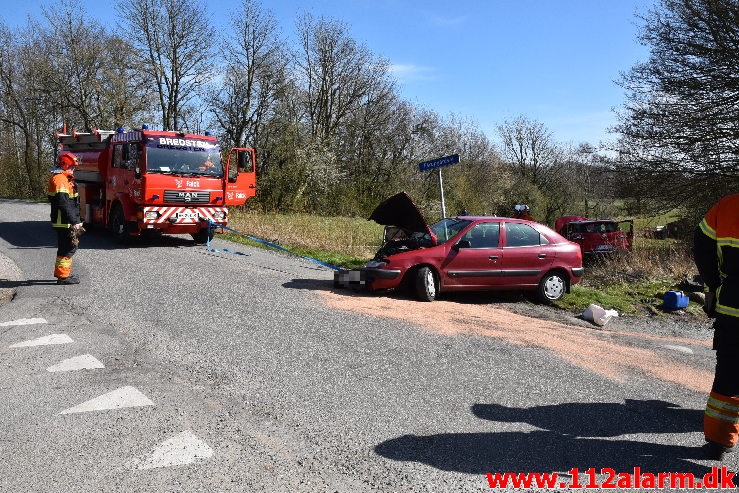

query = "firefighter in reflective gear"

[
  {"left": 48, "top": 151, "right": 83, "bottom": 284},
  {"left": 694, "top": 193, "right": 739, "bottom": 460}
]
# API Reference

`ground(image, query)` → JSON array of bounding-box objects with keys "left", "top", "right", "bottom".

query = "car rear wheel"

[
  {"left": 537, "top": 272, "right": 566, "bottom": 303},
  {"left": 414, "top": 266, "right": 438, "bottom": 302}
]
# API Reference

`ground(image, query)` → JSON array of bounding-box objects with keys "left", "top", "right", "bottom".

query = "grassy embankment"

[{"left": 224, "top": 209, "right": 704, "bottom": 316}]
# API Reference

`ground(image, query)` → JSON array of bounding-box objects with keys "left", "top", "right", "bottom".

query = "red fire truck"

[{"left": 57, "top": 126, "right": 256, "bottom": 243}]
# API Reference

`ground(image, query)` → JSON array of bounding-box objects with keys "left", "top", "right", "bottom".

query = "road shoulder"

[{"left": 0, "top": 251, "right": 23, "bottom": 305}]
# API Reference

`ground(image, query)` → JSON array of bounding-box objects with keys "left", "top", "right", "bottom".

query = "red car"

[
  {"left": 555, "top": 216, "right": 634, "bottom": 256},
  {"left": 335, "top": 193, "right": 584, "bottom": 302}
]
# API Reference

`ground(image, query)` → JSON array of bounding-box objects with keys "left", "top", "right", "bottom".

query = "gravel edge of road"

[{"left": 0, "top": 251, "right": 22, "bottom": 305}]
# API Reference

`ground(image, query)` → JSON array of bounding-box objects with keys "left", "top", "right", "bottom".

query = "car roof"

[{"left": 454, "top": 216, "right": 533, "bottom": 223}]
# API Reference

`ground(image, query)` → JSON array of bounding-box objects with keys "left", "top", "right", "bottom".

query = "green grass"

[
  {"left": 224, "top": 209, "right": 705, "bottom": 317},
  {"left": 223, "top": 209, "right": 380, "bottom": 269}
]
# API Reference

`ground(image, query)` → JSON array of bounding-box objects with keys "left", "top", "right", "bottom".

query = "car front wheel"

[
  {"left": 414, "top": 266, "right": 438, "bottom": 302},
  {"left": 537, "top": 272, "right": 566, "bottom": 303}
]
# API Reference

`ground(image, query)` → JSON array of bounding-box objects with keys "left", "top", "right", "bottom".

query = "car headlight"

[
  {"left": 213, "top": 211, "right": 227, "bottom": 220},
  {"left": 365, "top": 260, "right": 389, "bottom": 268},
  {"left": 144, "top": 211, "right": 159, "bottom": 220}
]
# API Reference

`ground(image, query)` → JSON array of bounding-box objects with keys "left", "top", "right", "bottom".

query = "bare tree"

[
  {"left": 209, "top": 0, "right": 287, "bottom": 149},
  {"left": 117, "top": 0, "right": 213, "bottom": 130},
  {"left": 614, "top": 0, "right": 739, "bottom": 213},
  {"left": 36, "top": 0, "right": 152, "bottom": 131},
  {"left": 295, "top": 14, "right": 393, "bottom": 144},
  {"left": 497, "top": 116, "right": 581, "bottom": 223},
  {"left": 0, "top": 21, "right": 55, "bottom": 198},
  {"left": 497, "top": 116, "right": 562, "bottom": 187}
]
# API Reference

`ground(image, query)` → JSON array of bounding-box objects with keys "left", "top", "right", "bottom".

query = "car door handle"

[
  {"left": 489, "top": 255, "right": 499, "bottom": 261},
  {"left": 538, "top": 253, "right": 547, "bottom": 259}
]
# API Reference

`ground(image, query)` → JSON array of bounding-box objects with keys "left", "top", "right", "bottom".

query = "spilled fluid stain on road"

[{"left": 321, "top": 291, "right": 712, "bottom": 393}]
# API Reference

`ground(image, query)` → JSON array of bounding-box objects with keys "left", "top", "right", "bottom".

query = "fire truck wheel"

[{"left": 109, "top": 203, "right": 130, "bottom": 244}]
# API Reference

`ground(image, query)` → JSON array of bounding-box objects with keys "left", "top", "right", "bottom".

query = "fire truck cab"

[{"left": 58, "top": 126, "right": 256, "bottom": 243}]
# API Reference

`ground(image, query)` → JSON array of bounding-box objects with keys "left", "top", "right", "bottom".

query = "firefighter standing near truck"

[
  {"left": 48, "top": 151, "right": 84, "bottom": 285},
  {"left": 513, "top": 204, "right": 534, "bottom": 221},
  {"left": 694, "top": 193, "right": 739, "bottom": 460}
]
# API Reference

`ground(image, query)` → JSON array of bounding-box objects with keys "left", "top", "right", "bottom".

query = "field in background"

[
  {"left": 226, "top": 209, "right": 703, "bottom": 316},
  {"left": 226, "top": 210, "right": 383, "bottom": 268}
]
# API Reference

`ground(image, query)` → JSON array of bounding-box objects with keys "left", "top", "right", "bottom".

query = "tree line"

[{"left": 1, "top": 0, "right": 733, "bottom": 226}]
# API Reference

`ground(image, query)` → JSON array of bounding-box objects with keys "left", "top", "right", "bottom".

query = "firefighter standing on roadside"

[
  {"left": 513, "top": 204, "right": 534, "bottom": 221},
  {"left": 49, "top": 151, "right": 83, "bottom": 285},
  {"left": 694, "top": 193, "right": 739, "bottom": 460}
]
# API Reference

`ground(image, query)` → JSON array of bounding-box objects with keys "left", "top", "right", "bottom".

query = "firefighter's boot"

[{"left": 57, "top": 275, "right": 80, "bottom": 285}]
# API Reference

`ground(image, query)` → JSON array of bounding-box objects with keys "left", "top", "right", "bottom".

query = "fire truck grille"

[{"left": 164, "top": 190, "right": 211, "bottom": 204}]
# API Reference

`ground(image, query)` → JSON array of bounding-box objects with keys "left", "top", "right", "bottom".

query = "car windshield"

[
  {"left": 575, "top": 222, "right": 619, "bottom": 234},
  {"left": 145, "top": 139, "right": 223, "bottom": 177},
  {"left": 430, "top": 218, "right": 472, "bottom": 244}
]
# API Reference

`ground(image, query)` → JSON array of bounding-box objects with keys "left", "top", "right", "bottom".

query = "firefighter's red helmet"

[{"left": 57, "top": 151, "right": 78, "bottom": 170}]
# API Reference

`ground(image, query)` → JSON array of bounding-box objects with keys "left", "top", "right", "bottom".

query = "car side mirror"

[{"left": 453, "top": 240, "right": 471, "bottom": 250}]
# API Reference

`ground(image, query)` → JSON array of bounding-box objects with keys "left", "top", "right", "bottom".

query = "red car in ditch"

[
  {"left": 555, "top": 216, "right": 634, "bottom": 257},
  {"left": 335, "top": 193, "right": 584, "bottom": 302}
]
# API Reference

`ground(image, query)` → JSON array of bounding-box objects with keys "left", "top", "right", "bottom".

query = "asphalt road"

[{"left": 0, "top": 199, "right": 735, "bottom": 492}]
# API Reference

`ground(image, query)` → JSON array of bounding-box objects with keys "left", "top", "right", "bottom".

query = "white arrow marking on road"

[
  {"left": 663, "top": 344, "right": 694, "bottom": 354},
  {"left": 9, "top": 333, "right": 73, "bottom": 348},
  {"left": 0, "top": 317, "right": 47, "bottom": 327},
  {"left": 47, "top": 354, "right": 105, "bottom": 372},
  {"left": 60, "top": 386, "right": 154, "bottom": 414},
  {"left": 127, "top": 431, "right": 214, "bottom": 470}
]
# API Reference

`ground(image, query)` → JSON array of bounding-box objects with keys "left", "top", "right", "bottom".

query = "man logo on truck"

[{"left": 178, "top": 192, "right": 200, "bottom": 202}]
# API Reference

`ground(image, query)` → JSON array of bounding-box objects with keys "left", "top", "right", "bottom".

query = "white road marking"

[
  {"left": 663, "top": 344, "right": 694, "bottom": 354},
  {"left": 60, "top": 386, "right": 154, "bottom": 414},
  {"left": 47, "top": 354, "right": 105, "bottom": 372},
  {"left": 127, "top": 431, "right": 214, "bottom": 470},
  {"left": 0, "top": 317, "right": 47, "bottom": 327},
  {"left": 9, "top": 333, "right": 73, "bottom": 348}
]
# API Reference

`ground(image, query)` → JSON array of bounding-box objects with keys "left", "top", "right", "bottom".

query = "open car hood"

[{"left": 369, "top": 192, "right": 433, "bottom": 238}]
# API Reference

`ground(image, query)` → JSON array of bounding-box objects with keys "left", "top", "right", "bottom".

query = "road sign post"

[{"left": 418, "top": 154, "right": 459, "bottom": 219}]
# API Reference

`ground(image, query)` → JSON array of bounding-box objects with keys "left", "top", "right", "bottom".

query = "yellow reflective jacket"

[
  {"left": 48, "top": 170, "right": 81, "bottom": 228},
  {"left": 695, "top": 194, "right": 739, "bottom": 318}
]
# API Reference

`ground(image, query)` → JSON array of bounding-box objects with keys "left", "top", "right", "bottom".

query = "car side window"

[
  {"left": 464, "top": 223, "right": 500, "bottom": 248},
  {"left": 505, "top": 223, "right": 543, "bottom": 247}
]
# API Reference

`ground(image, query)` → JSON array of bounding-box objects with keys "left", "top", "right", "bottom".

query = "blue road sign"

[{"left": 418, "top": 154, "right": 460, "bottom": 172}]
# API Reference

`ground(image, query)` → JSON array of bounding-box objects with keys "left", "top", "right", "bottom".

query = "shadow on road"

[
  {"left": 0, "top": 279, "right": 58, "bottom": 288},
  {"left": 471, "top": 399, "right": 702, "bottom": 437},
  {"left": 0, "top": 220, "right": 202, "bottom": 251},
  {"left": 375, "top": 399, "right": 711, "bottom": 476}
]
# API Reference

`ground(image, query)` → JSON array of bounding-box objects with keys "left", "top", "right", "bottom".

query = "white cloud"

[{"left": 388, "top": 63, "right": 437, "bottom": 82}]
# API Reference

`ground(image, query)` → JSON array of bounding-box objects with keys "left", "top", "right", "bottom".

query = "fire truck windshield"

[{"left": 145, "top": 141, "right": 223, "bottom": 177}]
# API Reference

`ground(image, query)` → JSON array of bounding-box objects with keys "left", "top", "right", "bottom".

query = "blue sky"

[{"left": 5, "top": 0, "right": 654, "bottom": 147}]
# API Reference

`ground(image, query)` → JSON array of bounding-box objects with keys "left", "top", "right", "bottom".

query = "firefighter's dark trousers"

[
  {"left": 705, "top": 315, "right": 739, "bottom": 448},
  {"left": 54, "top": 227, "right": 77, "bottom": 279}
]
